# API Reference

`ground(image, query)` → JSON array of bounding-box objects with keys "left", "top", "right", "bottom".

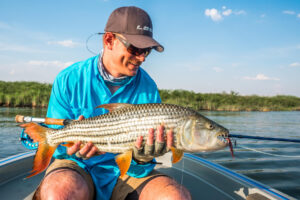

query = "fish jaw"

[{"left": 176, "top": 116, "right": 229, "bottom": 152}]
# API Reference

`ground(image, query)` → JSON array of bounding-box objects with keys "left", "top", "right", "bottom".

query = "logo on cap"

[{"left": 137, "top": 25, "right": 153, "bottom": 33}]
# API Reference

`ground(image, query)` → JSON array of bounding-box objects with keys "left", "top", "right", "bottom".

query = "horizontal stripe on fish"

[{"left": 20, "top": 103, "right": 230, "bottom": 178}]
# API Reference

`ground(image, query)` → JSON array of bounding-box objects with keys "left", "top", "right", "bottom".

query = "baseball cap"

[{"left": 104, "top": 6, "right": 164, "bottom": 52}]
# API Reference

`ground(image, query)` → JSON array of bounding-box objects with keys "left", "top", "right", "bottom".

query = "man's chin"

[
  {"left": 128, "top": 70, "right": 138, "bottom": 76},
  {"left": 128, "top": 67, "right": 139, "bottom": 76},
  {"left": 126, "top": 63, "right": 139, "bottom": 76}
]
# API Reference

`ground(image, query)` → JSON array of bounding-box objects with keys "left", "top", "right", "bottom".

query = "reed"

[
  {"left": 0, "top": 81, "right": 52, "bottom": 107},
  {"left": 159, "top": 89, "right": 300, "bottom": 111},
  {"left": 1, "top": 81, "right": 300, "bottom": 111}
]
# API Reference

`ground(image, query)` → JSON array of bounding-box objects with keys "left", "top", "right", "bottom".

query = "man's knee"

[
  {"left": 34, "top": 169, "right": 91, "bottom": 200},
  {"left": 139, "top": 176, "right": 191, "bottom": 200}
]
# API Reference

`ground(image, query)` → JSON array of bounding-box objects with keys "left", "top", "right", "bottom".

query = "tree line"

[{"left": 1, "top": 81, "right": 300, "bottom": 111}]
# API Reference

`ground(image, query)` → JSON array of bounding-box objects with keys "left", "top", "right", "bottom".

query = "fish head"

[{"left": 177, "top": 114, "right": 229, "bottom": 152}]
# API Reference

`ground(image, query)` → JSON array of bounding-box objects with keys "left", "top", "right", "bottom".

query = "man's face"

[{"left": 107, "top": 33, "right": 148, "bottom": 77}]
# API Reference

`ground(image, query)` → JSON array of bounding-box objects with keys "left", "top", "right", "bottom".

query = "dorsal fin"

[{"left": 96, "top": 103, "right": 134, "bottom": 113}]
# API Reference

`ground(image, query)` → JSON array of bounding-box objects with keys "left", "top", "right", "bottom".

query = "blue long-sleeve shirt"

[{"left": 46, "top": 55, "right": 161, "bottom": 200}]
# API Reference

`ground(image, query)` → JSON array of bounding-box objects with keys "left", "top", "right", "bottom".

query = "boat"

[{"left": 0, "top": 151, "right": 295, "bottom": 200}]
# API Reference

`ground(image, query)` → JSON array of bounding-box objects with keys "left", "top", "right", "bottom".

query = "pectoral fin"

[
  {"left": 171, "top": 147, "right": 184, "bottom": 164},
  {"left": 61, "top": 142, "right": 75, "bottom": 148},
  {"left": 61, "top": 142, "right": 85, "bottom": 149},
  {"left": 115, "top": 150, "right": 132, "bottom": 177}
]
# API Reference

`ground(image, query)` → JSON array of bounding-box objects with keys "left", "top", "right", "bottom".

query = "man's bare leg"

[
  {"left": 137, "top": 176, "right": 191, "bottom": 200},
  {"left": 37, "top": 169, "right": 91, "bottom": 200}
]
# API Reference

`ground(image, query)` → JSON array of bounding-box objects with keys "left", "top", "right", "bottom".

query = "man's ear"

[{"left": 103, "top": 32, "right": 115, "bottom": 50}]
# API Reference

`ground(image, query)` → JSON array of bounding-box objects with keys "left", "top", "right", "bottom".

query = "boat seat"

[{"left": 247, "top": 193, "right": 271, "bottom": 200}]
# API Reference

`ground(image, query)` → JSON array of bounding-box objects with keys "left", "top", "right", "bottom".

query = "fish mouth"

[
  {"left": 216, "top": 132, "right": 229, "bottom": 144},
  {"left": 216, "top": 131, "right": 234, "bottom": 157}
]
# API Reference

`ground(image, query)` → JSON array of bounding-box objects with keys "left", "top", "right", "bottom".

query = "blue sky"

[{"left": 1, "top": 0, "right": 300, "bottom": 97}]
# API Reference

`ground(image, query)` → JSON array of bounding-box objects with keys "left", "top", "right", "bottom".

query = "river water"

[{"left": 0, "top": 107, "right": 299, "bottom": 198}]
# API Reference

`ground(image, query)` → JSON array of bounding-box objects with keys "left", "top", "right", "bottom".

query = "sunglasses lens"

[
  {"left": 127, "top": 45, "right": 151, "bottom": 57},
  {"left": 115, "top": 35, "right": 152, "bottom": 57},
  {"left": 126, "top": 46, "right": 136, "bottom": 55}
]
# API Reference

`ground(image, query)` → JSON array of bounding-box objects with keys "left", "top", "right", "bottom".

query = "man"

[{"left": 34, "top": 6, "right": 191, "bottom": 200}]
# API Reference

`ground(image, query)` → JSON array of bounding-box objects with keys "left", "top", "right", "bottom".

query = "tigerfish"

[{"left": 20, "top": 103, "right": 231, "bottom": 178}]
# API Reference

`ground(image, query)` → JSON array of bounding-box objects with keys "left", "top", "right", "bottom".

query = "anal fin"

[
  {"left": 171, "top": 147, "right": 184, "bottom": 164},
  {"left": 115, "top": 150, "right": 132, "bottom": 178}
]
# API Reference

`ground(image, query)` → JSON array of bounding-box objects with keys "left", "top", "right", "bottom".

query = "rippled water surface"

[
  {"left": 0, "top": 107, "right": 47, "bottom": 158},
  {"left": 198, "top": 110, "right": 300, "bottom": 199},
  {"left": 0, "top": 108, "right": 299, "bottom": 198}
]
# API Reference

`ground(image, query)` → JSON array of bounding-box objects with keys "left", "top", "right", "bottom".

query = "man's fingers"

[
  {"left": 67, "top": 141, "right": 81, "bottom": 155},
  {"left": 135, "top": 136, "right": 143, "bottom": 149},
  {"left": 166, "top": 129, "right": 174, "bottom": 149},
  {"left": 86, "top": 146, "right": 99, "bottom": 158},
  {"left": 146, "top": 128, "right": 154, "bottom": 146},
  {"left": 79, "top": 142, "right": 93, "bottom": 157},
  {"left": 154, "top": 141, "right": 165, "bottom": 155},
  {"left": 78, "top": 115, "right": 85, "bottom": 121},
  {"left": 156, "top": 125, "right": 164, "bottom": 142}
]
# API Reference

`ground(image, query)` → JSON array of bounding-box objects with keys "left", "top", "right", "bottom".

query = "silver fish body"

[{"left": 46, "top": 103, "right": 229, "bottom": 153}]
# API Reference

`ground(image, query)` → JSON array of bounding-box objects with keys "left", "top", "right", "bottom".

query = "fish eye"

[{"left": 205, "top": 123, "right": 214, "bottom": 130}]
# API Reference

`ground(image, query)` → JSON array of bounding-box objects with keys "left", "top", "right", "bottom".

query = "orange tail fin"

[{"left": 20, "top": 123, "right": 57, "bottom": 178}]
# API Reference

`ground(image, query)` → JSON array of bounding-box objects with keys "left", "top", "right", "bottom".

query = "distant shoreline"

[{"left": 1, "top": 81, "right": 300, "bottom": 111}]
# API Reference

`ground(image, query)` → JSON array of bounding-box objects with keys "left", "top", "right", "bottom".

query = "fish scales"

[
  {"left": 46, "top": 104, "right": 194, "bottom": 152},
  {"left": 20, "top": 103, "right": 230, "bottom": 178}
]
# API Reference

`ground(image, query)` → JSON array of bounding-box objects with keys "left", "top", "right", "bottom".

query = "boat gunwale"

[{"left": 0, "top": 151, "right": 35, "bottom": 166}]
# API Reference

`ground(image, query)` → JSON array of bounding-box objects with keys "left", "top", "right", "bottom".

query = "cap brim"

[{"left": 122, "top": 34, "right": 164, "bottom": 52}]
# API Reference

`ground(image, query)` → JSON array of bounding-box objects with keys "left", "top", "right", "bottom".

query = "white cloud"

[
  {"left": 282, "top": 11, "right": 300, "bottom": 19},
  {"left": 47, "top": 40, "right": 79, "bottom": 48},
  {"left": 290, "top": 62, "right": 300, "bottom": 67},
  {"left": 283, "top": 10, "right": 295, "bottom": 15},
  {"left": 28, "top": 60, "right": 74, "bottom": 69},
  {"left": 243, "top": 74, "right": 280, "bottom": 81},
  {"left": 222, "top": 9, "right": 232, "bottom": 16},
  {"left": 205, "top": 8, "right": 223, "bottom": 22},
  {"left": 260, "top": 14, "right": 266, "bottom": 18},
  {"left": 234, "top": 10, "right": 246, "bottom": 15},
  {"left": 205, "top": 8, "right": 246, "bottom": 22},
  {"left": 213, "top": 67, "right": 223, "bottom": 72}
]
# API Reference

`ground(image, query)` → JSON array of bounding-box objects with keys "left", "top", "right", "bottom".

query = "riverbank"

[
  {"left": 160, "top": 89, "right": 300, "bottom": 111},
  {"left": 0, "top": 81, "right": 51, "bottom": 108},
  {"left": 1, "top": 81, "right": 300, "bottom": 111}
]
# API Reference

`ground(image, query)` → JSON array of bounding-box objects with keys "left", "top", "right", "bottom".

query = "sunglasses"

[{"left": 114, "top": 34, "right": 152, "bottom": 57}]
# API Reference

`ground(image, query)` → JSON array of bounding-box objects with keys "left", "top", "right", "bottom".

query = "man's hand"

[
  {"left": 133, "top": 125, "right": 174, "bottom": 163},
  {"left": 67, "top": 115, "right": 105, "bottom": 159}
]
